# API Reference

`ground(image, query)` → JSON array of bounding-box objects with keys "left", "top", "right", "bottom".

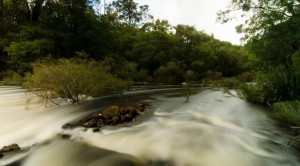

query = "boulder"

[
  {"left": 62, "top": 123, "right": 77, "bottom": 129},
  {"left": 120, "top": 106, "right": 136, "bottom": 122},
  {"left": 99, "top": 106, "right": 121, "bottom": 125},
  {"left": 83, "top": 118, "right": 98, "bottom": 128},
  {"left": 0, "top": 143, "right": 20, "bottom": 153},
  {"left": 97, "top": 119, "right": 106, "bottom": 128},
  {"left": 79, "top": 114, "right": 101, "bottom": 126},
  {"left": 62, "top": 99, "right": 152, "bottom": 129}
]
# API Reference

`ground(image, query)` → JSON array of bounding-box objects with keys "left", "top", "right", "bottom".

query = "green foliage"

[
  {"left": 247, "top": 17, "right": 300, "bottom": 78},
  {"left": 2, "top": 71, "right": 24, "bottom": 85},
  {"left": 131, "top": 30, "right": 174, "bottom": 74},
  {"left": 220, "top": 0, "right": 300, "bottom": 108},
  {"left": 0, "top": 0, "right": 253, "bottom": 86},
  {"left": 154, "top": 62, "right": 184, "bottom": 84},
  {"left": 107, "top": 0, "right": 152, "bottom": 26},
  {"left": 241, "top": 70, "right": 300, "bottom": 104},
  {"left": 240, "top": 83, "right": 266, "bottom": 104},
  {"left": 25, "top": 59, "right": 129, "bottom": 104},
  {"left": 212, "top": 77, "right": 242, "bottom": 89},
  {"left": 5, "top": 39, "right": 54, "bottom": 73},
  {"left": 272, "top": 101, "right": 300, "bottom": 126},
  {"left": 3, "top": 25, "right": 55, "bottom": 74},
  {"left": 218, "top": 0, "right": 300, "bottom": 42},
  {"left": 237, "top": 72, "right": 254, "bottom": 82},
  {"left": 259, "top": 71, "right": 300, "bottom": 102},
  {"left": 132, "top": 70, "right": 153, "bottom": 83},
  {"left": 141, "top": 19, "right": 172, "bottom": 33},
  {"left": 201, "top": 71, "right": 222, "bottom": 84},
  {"left": 215, "top": 43, "right": 254, "bottom": 77}
]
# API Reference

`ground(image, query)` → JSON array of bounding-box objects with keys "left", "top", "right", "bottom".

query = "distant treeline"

[{"left": 0, "top": 0, "right": 253, "bottom": 84}]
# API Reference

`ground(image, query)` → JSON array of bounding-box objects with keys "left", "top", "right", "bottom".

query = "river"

[{"left": 0, "top": 85, "right": 299, "bottom": 166}]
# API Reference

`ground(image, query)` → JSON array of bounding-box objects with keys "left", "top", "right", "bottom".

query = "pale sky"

[{"left": 105, "top": 0, "right": 243, "bottom": 45}]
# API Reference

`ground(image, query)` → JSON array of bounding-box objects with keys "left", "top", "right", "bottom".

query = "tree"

[
  {"left": 173, "top": 25, "right": 213, "bottom": 67},
  {"left": 154, "top": 61, "right": 184, "bottom": 84},
  {"left": 219, "top": 0, "right": 300, "bottom": 74},
  {"left": 141, "top": 19, "right": 172, "bottom": 33},
  {"left": 215, "top": 42, "right": 251, "bottom": 77},
  {"left": 219, "top": 0, "right": 300, "bottom": 101},
  {"left": 249, "top": 17, "right": 300, "bottom": 73},
  {"left": 4, "top": 25, "right": 55, "bottom": 74},
  {"left": 25, "top": 59, "right": 129, "bottom": 104},
  {"left": 218, "top": 0, "right": 300, "bottom": 42},
  {"left": 131, "top": 30, "right": 175, "bottom": 74},
  {"left": 107, "top": 0, "right": 152, "bottom": 26}
]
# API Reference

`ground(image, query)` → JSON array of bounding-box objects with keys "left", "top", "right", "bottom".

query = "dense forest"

[
  {"left": 0, "top": 0, "right": 252, "bottom": 83},
  {"left": 0, "top": 0, "right": 299, "bottom": 125}
]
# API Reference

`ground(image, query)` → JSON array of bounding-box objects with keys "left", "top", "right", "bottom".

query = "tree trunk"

[
  {"left": 24, "top": 0, "right": 31, "bottom": 22},
  {"left": 32, "top": 0, "right": 44, "bottom": 22},
  {"left": 0, "top": 0, "right": 3, "bottom": 17}
]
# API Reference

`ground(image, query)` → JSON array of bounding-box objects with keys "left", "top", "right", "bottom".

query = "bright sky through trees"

[{"left": 105, "top": 0, "right": 243, "bottom": 45}]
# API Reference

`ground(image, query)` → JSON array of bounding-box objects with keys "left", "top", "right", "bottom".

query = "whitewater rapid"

[{"left": 0, "top": 85, "right": 299, "bottom": 166}]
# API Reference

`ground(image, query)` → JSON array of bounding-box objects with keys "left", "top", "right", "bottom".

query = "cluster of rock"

[
  {"left": 63, "top": 100, "right": 151, "bottom": 130},
  {"left": 0, "top": 143, "right": 21, "bottom": 158}
]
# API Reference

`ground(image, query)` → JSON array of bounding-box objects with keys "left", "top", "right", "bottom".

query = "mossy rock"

[{"left": 99, "top": 106, "right": 121, "bottom": 125}]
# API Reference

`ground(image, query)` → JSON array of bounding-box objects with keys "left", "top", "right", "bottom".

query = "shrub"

[
  {"left": 241, "top": 70, "right": 300, "bottom": 105},
  {"left": 132, "top": 69, "right": 153, "bottom": 83},
  {"left": 240, "top": 83, "right": 266, "bottom": 104},
  {"left": 25, "top": 59, "right": 129, "bottom": 104},
  {"left": 264, "top": 72, "right": 300, "bottom": 102},
  {"left": 2, "top": 71, "right": 24, "bottom": 85},
  {"left": 272, "top": 101, "right": 300, "bottom": 126},
  {"left": 212, "top": 77, "right": 242, "bottom": 89},
  {"left": 154, "top": 62, "right": 184, "bottom": 84},
  {"left": 238, "top": 72, "right": 254, "bottom": 82},
  {"left": 201, "top": 70, "right": 222, "bottom": 84}
]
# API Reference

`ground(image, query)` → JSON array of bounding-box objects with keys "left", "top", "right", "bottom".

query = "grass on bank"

[{"left": 272, "top": 101, "right": 300, "bottom": 127}]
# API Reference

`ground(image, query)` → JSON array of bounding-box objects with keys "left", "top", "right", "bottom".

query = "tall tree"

[
  {"left": 219, "top": 0, "right": 300, "bottom": 101},
  {"left": 218, "top": 0, "right": 300, "bottom": 41},
  {"left": 107, "top": 0, "right": 152, "bottom": 26},
  {"left": 141, "top": 19, "right": 172, "bottom": 33},
  {"left": 218, "top": 0, "right": 300, "bottom": 77}
]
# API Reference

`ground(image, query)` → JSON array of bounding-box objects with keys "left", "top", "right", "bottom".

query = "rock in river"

[
  {"left": 0, "top": 143, "right": 21, "bottom": 153},
  {"left": 62, "top": 100, "right": 152, "bottom": 130},
  {"left": 0, "top": 143, "right": 21, "bottom": 158}
]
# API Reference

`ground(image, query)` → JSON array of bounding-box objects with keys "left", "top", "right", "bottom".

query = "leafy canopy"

[{"left": 218, "top": 0, "right": 300, "bottom": 41}]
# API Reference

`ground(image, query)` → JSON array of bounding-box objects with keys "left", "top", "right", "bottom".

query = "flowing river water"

[{"left": 0, "top": 85, "right": 299, "bottom": 166}]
